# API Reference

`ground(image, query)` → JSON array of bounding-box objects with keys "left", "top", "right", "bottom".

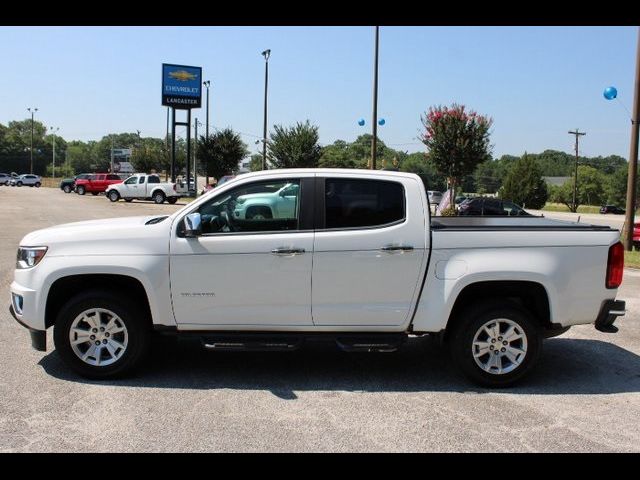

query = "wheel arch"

[
  {"left": 45, "top": 274, "right": 153, "bottom": 330},
  {"left": 443, "top": 280, "right": 551, "bottom": 342}
]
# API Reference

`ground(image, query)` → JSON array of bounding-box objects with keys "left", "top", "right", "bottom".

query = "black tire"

[
  {"left": 153, "top": 191, "right": 165, "bottom": 204},
  {"left": 246, "top": 206, "right": 272, "bottom": 219},
  {"left": 108, "top": 190, "right": 120, "bottom": 202},
  {"left": 449, "top": 300, "right": 542, "bottom": 388},
  {"left": 63, "top": 185, "right": 72, "bottom": 193},
  {"left": 53, "top": 290, "right": 151, "bottom": 379},
  {"left": 167, "top": 197, "right": 178, "bottom": 204},
  {"left": 124, "top": 198, "right": 133, "bottom": 203},
  {"left": 91, "top": 191, "right": 99, "bottom": 196},
  {"left": 35, "top": 182, "right": 41, "bottom": 188},
  {"left": 77, "top": 185, "right": 86, "bottom": 195},
  {"left": 17, "top": 181, "right": 22, "bottom": 187}
]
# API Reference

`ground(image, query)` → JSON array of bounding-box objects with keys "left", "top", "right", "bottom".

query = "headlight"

[{"left": 16, "top": 246, "right": 48, "bottom": 269}]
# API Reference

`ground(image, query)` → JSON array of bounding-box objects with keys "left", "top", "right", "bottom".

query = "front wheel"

[
  {"left": 449, "top": 301, "right": 542, "bottom": 388},
  {"left": 53, "top": 291, "right": 151, "bottom": 379},
  {"left": 63, "top": 185, "right": 72, "bottom": 193},
  {"left": 17, "top": 181, "right": 23, "bottom": 187},
  {"left": 153, "top": 191, "right": 166, "bottom": 204},
  {"left": 108, "top": 190, "right": 120, "bottom": 202}
]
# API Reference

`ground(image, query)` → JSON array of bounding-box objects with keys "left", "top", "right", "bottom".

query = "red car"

[
  {"left": 634, "top": 221, "right": 640, "bottom": 250},
  {"left": 75, "top": 174, "right": 123, "bottom": 195}
]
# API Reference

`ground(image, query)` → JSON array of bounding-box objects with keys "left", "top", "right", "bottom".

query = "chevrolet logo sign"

[{"left": 169, "top": 70, "right": 198, "bottom": 82}]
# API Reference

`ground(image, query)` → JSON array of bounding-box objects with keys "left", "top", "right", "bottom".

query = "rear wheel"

[
  {"left": 449, "top": 301, "right": 542, "bottom": 388},
  {"left": 167, "top": 197, "right": 178, "bottom": 204},
  {"left": 17, "top": 181, "right": 23, "bottom": 187},
  {"left": 108, "top": 190, "right": 120, "bottom": 202},
  {"left": 153, "top": 191, "right": 166, "bottom": 204},
  {"left": 53, "top": 290, "right": 151, "bottom": 379},
  {"left": 35, "top": 182, "right": 41, "bottom": 188},
  {"left": 63, "top": 185, "right": 72, "bottom": 193},
  {"left": 77, "top": 185, "right": 86, "bottom": 195},
  {"left": 91, "top": 191, "right": 99, "bottom": 196}
]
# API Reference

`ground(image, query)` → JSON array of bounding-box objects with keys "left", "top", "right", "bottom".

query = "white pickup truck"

[
  {"left": 9, "top": 169, "right": 626, "bottom": 387},
  {"left": 105, "top": 173, "right": 186, "bottom": 204}
]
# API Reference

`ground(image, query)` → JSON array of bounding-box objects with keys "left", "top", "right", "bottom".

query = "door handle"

[
  {"left": 381, "top": 244, "right": 414, "bottom": 252},
  {"left": 271, "top": 247, "right": 305, "bottom": 255}
]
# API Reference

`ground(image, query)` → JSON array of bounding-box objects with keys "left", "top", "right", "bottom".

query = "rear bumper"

[
  {"left": 9, "top": 304, "right": 46, "bottom": 351},
  {"left": 595, "top": 299, "right": 625, "bottom": 333}
]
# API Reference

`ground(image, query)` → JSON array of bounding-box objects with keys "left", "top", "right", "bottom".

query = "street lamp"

[
  {"left": 261, "top": 49, "right": 271, "bottom": 170},
  {"left": 27, "top": 107, "right": 38, "bottom": 174},
  {"left": 203, "top": 80, "right": 211, "bottom": 139},
  {"left": 49, "top": 127, "right": 59, "bottom": 179}
]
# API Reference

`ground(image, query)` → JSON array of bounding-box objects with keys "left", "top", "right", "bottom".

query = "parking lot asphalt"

[{"left": 1, "top": 186, "right": 639, "bottom": 452}]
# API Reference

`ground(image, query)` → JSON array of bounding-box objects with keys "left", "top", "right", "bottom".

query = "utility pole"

[
  {"left": 261, "top": 49, "right": 271, "bottom": 170},
  {"left": 568, "top": 129, "right": 586, "bottom": 213},
  {"left": 203, "top": 80, "right": 210, "bottom": 139},
  {"left": 371, "top": 26, "right": 380, "bottom": 170},
  {"left": 194, "top": 118, "right": 202, "bottom": 194},
  {"left": 27, "top": 107, "right": 38, "bottom": 174},
  {"left": 110, "top": 135, "right": 115, "bottom": 174},
  {"left": 50, "top": 126, "right": 59, "bottom": 178},
  {"left": 623, "top": 27, "right": 640, "bottom": 251}
]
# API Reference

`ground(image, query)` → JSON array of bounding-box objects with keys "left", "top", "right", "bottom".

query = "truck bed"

[{"left": 430, "top": 216, "right": 616, "bottom": 231}]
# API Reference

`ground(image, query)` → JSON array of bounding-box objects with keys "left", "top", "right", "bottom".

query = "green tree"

[
  {"left": 421, "top": 104, "right": 493, "bottom": 203},
  {"left": 197, "top": 129, "right": 248, "bottom": 180},
  {"left": 319, "top": 139, "right": 359, "bottom": 168},
  {"left": 268, "top": 120, "right": 322, "bottom": 169},
  {"left": 400, "top": 152, "right": 446, "bottom": 191},
  {"left": 549, "top": 165, "right": 607, "bottom": 211},
  {"left": 131, "top": 138, "right": 166, "bottom": 173},
  {"left": 500, "top": 154, "right": 548, "bottom": 209},
  {"left": 249, "top": 153, "right": 263, "bottom": 172}
]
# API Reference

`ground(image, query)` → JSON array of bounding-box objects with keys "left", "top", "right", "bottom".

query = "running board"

[{"left": 198, "top": 332, "right": 406, "bottom": 353}]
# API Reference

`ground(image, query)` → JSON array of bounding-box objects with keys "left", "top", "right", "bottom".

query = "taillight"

[{"left": 606, "top": 241, "right": 624, "bottom": 289}]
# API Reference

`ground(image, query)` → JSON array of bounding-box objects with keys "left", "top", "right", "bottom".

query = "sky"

[{"left": 0, "top": 26, "right": 637, "bottom": 159}]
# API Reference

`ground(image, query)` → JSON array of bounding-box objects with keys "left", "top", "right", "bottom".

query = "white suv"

[
  {"left": 11, "top": 174, "right": 42, "bottom": 187},
  {"left": 0, "top": 173, "right": 12, "bottom": 186}
]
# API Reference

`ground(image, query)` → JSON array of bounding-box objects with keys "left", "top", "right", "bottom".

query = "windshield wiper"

[{"left": 145, "top": 216, "right": 169, "bottom": 225}]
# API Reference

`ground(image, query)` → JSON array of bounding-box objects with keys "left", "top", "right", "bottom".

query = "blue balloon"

[
  {"left": 358, "top": 118, "right": 365, "bottom": 126},
  {"left": 378, "top": 118, "right": 386, "bottom": 126},
  {"left": 603, "top": 86, "right": 617, "bottom": 100}
]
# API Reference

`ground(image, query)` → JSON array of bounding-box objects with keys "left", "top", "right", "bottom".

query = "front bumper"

[
  {"left": 595, "top": 299, "right": 625, "bottom": 333},
  {"left": 9, "top": 304, "right": 46, "bottom": 351}
]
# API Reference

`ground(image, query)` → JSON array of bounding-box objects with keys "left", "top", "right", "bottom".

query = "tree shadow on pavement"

[{"left": 39, "top": 336, "right": 640, "bottom": 399}]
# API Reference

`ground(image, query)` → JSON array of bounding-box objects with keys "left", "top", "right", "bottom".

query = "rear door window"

[{"left": 323, "top": 178, "right": 405, "bottom": 229}]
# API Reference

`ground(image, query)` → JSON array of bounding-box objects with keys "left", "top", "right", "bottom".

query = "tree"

[
  {"left": 268, "top": 120, "right": 321, "bottom": 169},
  {"left": 500, "top": 154, "right": 548, "bottom": 209},
  {"left": 549, "top": 165, "right": 607, "bottom": 211},
  {"left": 197, "top": 128, "right": 248, "bottom": 181},
  {"left": 249, "top": 153, "right": 263, "bottom": 172},
  {"left": 421, "top": 104, "right": 493, "bottom": 203},
  {"left": 400, "top": 152, "right": 446, "bottom": 191},
  {"left": 319, "top": 140, "right": 359, "bottom": 168},
  {"left": 131, "top": 138, "right": 166, "bottom": 173}
]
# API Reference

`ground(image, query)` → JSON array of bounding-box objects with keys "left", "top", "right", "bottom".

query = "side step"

[
  {"left": 198, "top": 332, "right": 407, "bottom": 352},
  {"left": 201, "top": 333, "right": 304, "bottom": 351}
]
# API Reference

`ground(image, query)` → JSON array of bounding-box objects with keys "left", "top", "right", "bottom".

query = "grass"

[
  {"left": 626, "top": 249, "right": 640, "bottom": 269},
  {"left": 542, "top": 202, "right": 602, "bottom": 214}
]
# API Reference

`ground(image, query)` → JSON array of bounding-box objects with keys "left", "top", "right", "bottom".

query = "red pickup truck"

[{"left": 75, "top": 174, "right": 123, "bottom": 195}]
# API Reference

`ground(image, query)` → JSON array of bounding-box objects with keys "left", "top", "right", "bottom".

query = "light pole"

[
  {"left": 27, "top": 107, "right": 38, "bottom": 174},
  {"left": 371, "top": 26, "right": 380, "bottom": 170},
  {"left": 624, "top": 27, "right": 640, "bottom": 251},
  {"left": 261, "top": 49, "right": 271, "bottom": 170},
  {"left": 194, "top": 118, "right": 202, "bottom": 194},
  {"left": 49, "top": 127, "right": 59, "bottom": 179},
  {"left": 202, "top": 80, "right": 211, "bottom": 185}
]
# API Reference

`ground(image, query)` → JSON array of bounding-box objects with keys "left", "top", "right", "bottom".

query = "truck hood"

[{"left": 20, "top": 216, "right": 172, "bottom": 256}]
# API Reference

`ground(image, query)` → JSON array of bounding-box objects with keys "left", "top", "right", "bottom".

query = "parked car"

[
  {"left": 232, "top": 182, "right": 299, "bottom": 219},
  {"left": 458, "top": 197, "right": 531, "bottom": 216},
  {"left": 105, "top": 173, "right": 187, "bottom": 204},
  {"left": 75, "top": 174, "right": 123, "bottom": 196},
  {"left": 427, "top": 190, "right": 443, "bottom": 206},
  {"left": 59, "top": 173, "right": 92, "bottom": 193},
  {"left": 0, "top": 173, "right": 12, "bottom": 185},
  {"left": 600, "top": 205, "right": 625, "bottom": 215},
  {"left": 10, "top": 174, "right": 41, "bottom": 187},
  {"left": 634, "top": 222, "right": 640, "bottom": 250},
  {"left": 455, "top": 195, "right": 469, "bottom": 205},
  {"left": 9, "top": 169, "right": 626, "bottom": 387}
]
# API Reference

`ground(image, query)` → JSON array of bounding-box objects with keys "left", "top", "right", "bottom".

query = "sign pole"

[
  {"left": 171, "top": 108, "right": 176, "bottom": 183},
  {"left": 186, "top": 108, "right": 192, "bottom": 194}
]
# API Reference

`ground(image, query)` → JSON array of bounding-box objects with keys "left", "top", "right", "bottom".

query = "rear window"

[
  {"left": 148, "top": 176, "right": 160, "bottom": 184},
  {"left": 324, "top": 178, "right": 405, "bottom": 229}
]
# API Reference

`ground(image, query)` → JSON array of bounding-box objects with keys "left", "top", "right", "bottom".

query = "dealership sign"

[{"left": 162, "top": 64, "right": 202, "bottom": 109}]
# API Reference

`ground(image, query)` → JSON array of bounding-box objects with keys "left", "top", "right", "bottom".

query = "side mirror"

[{"left": 184, "top": 213, "right": 202, "bottom": 237}]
